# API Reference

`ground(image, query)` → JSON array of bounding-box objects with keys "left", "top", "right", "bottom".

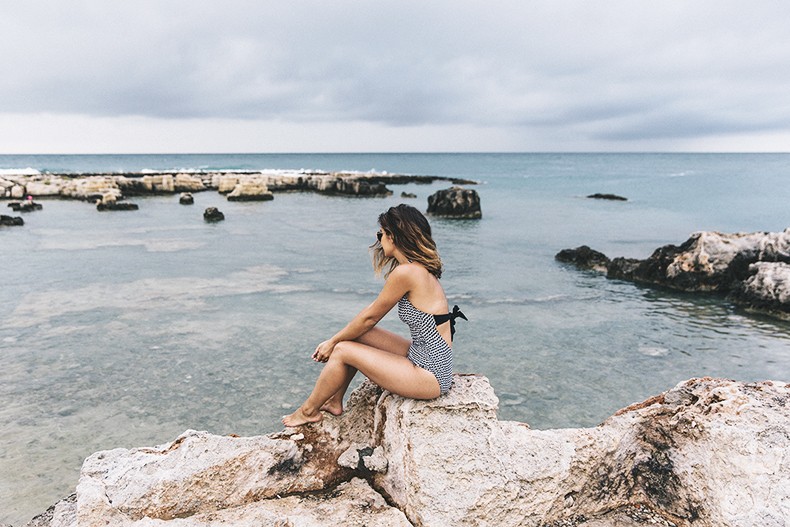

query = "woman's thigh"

[
  {"left": 333, "top": 341, "right": 439, "bottom": 399},
  {"left": 355, "top": 326, "right": 410, "bottom": 357}
]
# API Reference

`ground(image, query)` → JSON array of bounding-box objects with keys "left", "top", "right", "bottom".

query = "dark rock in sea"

[
  {"left": 8, "top": 200, "right": 43, "bottom": 212},
  {"left": 179, "top": 192, "right": 195, "bottom": 205},
  {"left": 555, "top": 246, "right": 611, "bottom": 272},
  {"left": 96, "top": 201, "right": 139, "bottom": 211},
  {"left": 557, "top": 228, "right": 790, "bottom": 320},
  {"left": 204, "top": 207, "right": 225, "bottom": 222},
  {"left": 400, "top": 192, "right": 417, "bottom": 199},
  {"left": 0, "top": 214, "right": 24, "bottom": 226},
  {"left": 588, "top": 193, "right": 627, "bottom": 201},
  {"left": 427, "top": 186, "right": 482, "bottom": 219}
]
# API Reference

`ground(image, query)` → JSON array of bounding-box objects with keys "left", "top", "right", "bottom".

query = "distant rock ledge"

[
  {"left": 557, "top": 228, "right": 790, "bottom": 320},
  {"left": 0, "top": 170, "right": 478, "bottom": 204},
  {"left": 25, "top": 375, "right": 789, "bottom": 527}
]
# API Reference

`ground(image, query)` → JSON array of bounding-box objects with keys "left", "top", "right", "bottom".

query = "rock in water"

[
  {"left": 557, "top": 228, "right": 790, "bottom": 320},
  {"left": 427, "top": 186, "right": 482, "bottom": 219},
  {"left": 400, "top": 192, "right": 417, "bottom": 199},
  {"left": 556, "top": 245, "right": 611, "bottom": 272},
  {"left": 203, "top": 207, "right": 225, "bottom": 222},
  {"left": 728, "top": 261, "right": 790, "bottom": 319},
  {"left": 179, "top": 192, "right": 194, "bottom": 205},
  {"left": 587, "top": 193, "right": 627, "bottom": 201},
  {"left": 0, "top": 214, "right": 24, "bottom": 226},
  {"left": 227, "top": 180, "right": 274, "bottom": 201}
]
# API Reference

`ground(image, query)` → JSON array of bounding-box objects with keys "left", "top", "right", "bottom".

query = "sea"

[{"left": 1, "top": 153, "right": 789, "bottom": 524}]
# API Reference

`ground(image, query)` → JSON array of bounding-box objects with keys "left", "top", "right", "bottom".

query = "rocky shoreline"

[
  {"left": 556, "top": 229, "right": 790, "bottom": 320},
  {"left": 20, "top": 375, "right": 789, "bottom": 527},
  {"left": 0, "top": 170, "right": 477, "bottom": 203}
]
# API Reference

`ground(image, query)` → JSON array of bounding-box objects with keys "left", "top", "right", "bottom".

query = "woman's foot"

[
  {"left": 320, "top": 399, "right": 343, "bottom": 416},
  {"left": 282, "top": 406, "right": 323, "bottom": 427}
]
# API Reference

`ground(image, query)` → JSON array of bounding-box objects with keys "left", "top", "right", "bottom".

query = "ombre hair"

[{"left": 371, "top": 204, "right": 443, "bottom": 279}]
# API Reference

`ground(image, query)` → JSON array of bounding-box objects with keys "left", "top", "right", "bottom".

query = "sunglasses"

[{"left": 376, "top": 231, "right": 384, "bottom": 241}]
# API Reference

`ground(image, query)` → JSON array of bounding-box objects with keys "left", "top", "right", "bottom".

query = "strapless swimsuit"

[{"left": 397, "top": 295, "right": 467, "bottom": 395}]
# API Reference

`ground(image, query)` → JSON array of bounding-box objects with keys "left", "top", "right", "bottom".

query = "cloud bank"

[{"left": 1, "top": 1, "right": 789, "bottom": 152}]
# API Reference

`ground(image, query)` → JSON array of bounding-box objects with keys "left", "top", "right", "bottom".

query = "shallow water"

[{"left": 1, "top": 153, "right": 790, "bottom": 524}]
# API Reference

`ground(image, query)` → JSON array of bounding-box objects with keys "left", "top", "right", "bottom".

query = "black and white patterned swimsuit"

[{"left": 398, "top": 295, "right": 466, "bottom": 395}]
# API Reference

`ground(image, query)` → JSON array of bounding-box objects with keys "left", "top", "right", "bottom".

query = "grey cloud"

[{"left": 1, "top": 0, "right": 790, "bottom": 145}]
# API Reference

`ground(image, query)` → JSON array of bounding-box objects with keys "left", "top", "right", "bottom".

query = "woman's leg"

[
  {"left": 320, "top": 327, "right": 411, "bottom": 415},
  {"left": 282, "top": 340, "right": 439, "bottom": 427}
]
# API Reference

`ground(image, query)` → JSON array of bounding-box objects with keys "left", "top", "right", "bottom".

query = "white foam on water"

[{"left": 0, "top": 167, "right": 40, "bottom": 176}]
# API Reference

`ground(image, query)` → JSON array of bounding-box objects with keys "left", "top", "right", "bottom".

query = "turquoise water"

[{"left": 1, "top": 153, "right": 790, "bottom": 524}]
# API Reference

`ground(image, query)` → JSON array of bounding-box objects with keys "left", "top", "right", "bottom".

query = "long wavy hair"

[{"left": 371, "top": 204, "right": 443, "bottom": 279}]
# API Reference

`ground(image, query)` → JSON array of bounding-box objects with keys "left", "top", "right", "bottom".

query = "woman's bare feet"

[
  {"left": 320, "top": 399, "right": 343, "bottom": 416},
  {"left": 282, "top": 406, "right": 323, "bottom": 427}
]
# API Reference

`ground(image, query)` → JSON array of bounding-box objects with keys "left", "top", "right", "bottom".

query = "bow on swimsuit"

[{"left": 398, "top": 296, "right": 468, "bottom": 395}]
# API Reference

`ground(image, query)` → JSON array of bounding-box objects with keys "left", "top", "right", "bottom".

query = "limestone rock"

[
  {"left": 372, "top": 375, "right": 789, "bottom": 527},
  {"left": 173, "top": 173, "right": 205, "bottom": 192},
  {"left": 39, "top": 376, "right": 790, "bottom": 527},
  {"left": 24, "top": 180, "right": 62, "bottom": 197},
  {"left": 203, "top": 207, "right": 225, "bottom": 222},
  {"left": 728, "top": 261, "right": 790, "bottom": 318},
  {"left": 179, "top": 192, "right": 194, "bottom": 205},
  {"left": 227, "top": 179, "right": 274, "bottom": 201},
  {"left": 61, "top": 176, "right": 122, "bottom": 202},
  {"left": 557, "top": 229, "right": 790, "bottom": 319},
  {"left": 427, "top": 186, "right": 482, "bottom": 219}
]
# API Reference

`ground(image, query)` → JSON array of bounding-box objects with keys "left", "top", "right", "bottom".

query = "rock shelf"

[
  {"left": 0, "top": 171, "right": 477, "bottom": 204},
  {"left": 25, "top": 375, "right": 789, "bottom": 527}
]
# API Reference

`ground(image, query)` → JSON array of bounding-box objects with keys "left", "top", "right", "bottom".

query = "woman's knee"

[{"left": 330, "top": 341, "right": 355, "bottom": 363}]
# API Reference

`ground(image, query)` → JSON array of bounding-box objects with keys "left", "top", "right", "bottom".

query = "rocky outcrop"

[
  {"left": 31, "top": 375, "right": 789, "bottom": 527},
  {"left": 203, "top": 207, "right": 225, "bottom": 222},
  {"left": 728, "top": 261, "right": 790, "bottom": 318},
  {"left": 179, "top": 193, "right": 194, "bottom": 205},
  {"left": 226, "top": 179, "right": 274, "bottom": 201},
  {"left": 427, "top": 186, "right": 482, "bottom": 219},
  {"left": 0, "top": 214, "right": 24, "bottom": 226},
  {"left": 556, "top": 245, "right": 611, "bottom": 273},
  {"left": 557, "top": 229, "right": 790, "bottom": 319},
  {"left": 1, "top": 171, "right": 474, "bottom": 205}
]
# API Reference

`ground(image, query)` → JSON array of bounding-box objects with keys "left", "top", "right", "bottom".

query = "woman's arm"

[{"left": 313, "top": 266, "right": 413, "bottom": 361}]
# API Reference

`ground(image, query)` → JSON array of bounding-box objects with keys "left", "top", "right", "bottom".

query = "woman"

[{"left": 282, "top": 204, "right": 465, "bottom": 427}]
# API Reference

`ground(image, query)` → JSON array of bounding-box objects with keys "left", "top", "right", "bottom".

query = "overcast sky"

[{"left": 1, "top": 1, "right": 789, "bottom": 153}]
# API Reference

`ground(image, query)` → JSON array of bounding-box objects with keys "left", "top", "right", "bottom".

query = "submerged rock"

[
  {"left": 0, "top": 214, "right": 24, "bottom": 226},
  {"left": 203, "top": 207, "right": 225, "bottom": 222},
  {"left": 587, "top": 193, "right": 627, "bottom": 201},
  {"left": 8, "top": 200, "right": 43, "bottom": 212},
  {"left": 427, "top": 186, "right": 482, "bottom": 219},
  {"left": 400, "top": 192, "right": 417, "bottom": 199},
  {"left": 36, "top": 375, "right": 789, "bottom": 527},
  {"left": 179, "top": 192, "right": 194, "bottom": 205}
]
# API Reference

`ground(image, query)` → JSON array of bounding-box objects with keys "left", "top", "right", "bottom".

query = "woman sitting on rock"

[{"left": 283, "top": 204, "right": 466, "bottom": 427}]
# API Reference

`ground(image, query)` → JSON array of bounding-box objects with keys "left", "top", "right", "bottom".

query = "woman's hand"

[{"left": 312, "top": 340, "right": 336, "bottom": 362}]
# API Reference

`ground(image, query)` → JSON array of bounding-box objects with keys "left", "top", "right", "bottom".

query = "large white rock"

[
  {"left": 38, "top": 376, "right": 789, "bottom": 527},
  {"left": 666, "top": 229, "right": 790, "bottom": 283},
  {"left": 372, "top": 375, "right": 790, "bottom": 527}
]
